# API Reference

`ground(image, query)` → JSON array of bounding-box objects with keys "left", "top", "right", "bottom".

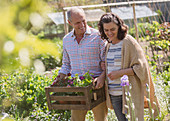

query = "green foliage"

[
  {"left": 145, "top": 21, "right": 169, "bottom": 73},
  {"left": 128, "top": 22, "right": 153, "bottom": 38},
  {"left": 0, "top": 63, "right": 169, "bottom": 120},
  {"left": 29, "top": 101, "right": 71, "bottom": 121},
  {"left": 0, "top": 70, "right": 50, "bottom": 116},
  {"left": 150, "top": 66, "right": 170, "bottom": 115},
  {"left": 129, "top": 21, "right": 170, "bottom": 73},
  {"left": 0, "top": 0, "right": 62, "bottom": 73},
  {"left": 34, "top": 37, "right": 63, "bottom": 71},
  {"left": 36, "top": 53, "right": 62, "bottom": 71},
  {"left": 73, "top": 72, "right": 94, "bottom": 87},
  {"left": 0, "top": 69, "right": 71, "bottom": 120},
  {"left": 52, "top": 71, "right": 94, "bottom": 88}
]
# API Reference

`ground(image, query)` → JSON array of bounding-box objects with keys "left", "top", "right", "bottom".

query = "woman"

[{"left": 98, "top": 13, "right": 160, "bottom": 121}]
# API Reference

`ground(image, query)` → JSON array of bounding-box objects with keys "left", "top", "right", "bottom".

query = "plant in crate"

[
  {"left": 50, "top": 72, "right": 94, "bottom": 104},
  {"left": 73, "top": 72, "right": 94, "bottom": 87},
  {"left": 51, "top": 71, "right": 94, "bottom": 87}
]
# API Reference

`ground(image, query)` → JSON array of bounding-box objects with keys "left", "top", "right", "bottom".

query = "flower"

[
  {"left": 73, "top": 72, "right": 94, "bottom": 87},
  {"left": 146, "top": 83, "right": 149, "bottom": 92},
  {"left": 120, "top": 75, "right": 129, "bottom": 86},
  {"left": 51, "top": 72, "right": 94, "bottom": 87},
  {"left": 121, "top": 75, "right": 136, "bottom": 120},
  {"left": 67, "top": 85, "right": 71, "bottom": 87},
  {"left": 79, "top": 76, "right": 85, "bottom": 80}
]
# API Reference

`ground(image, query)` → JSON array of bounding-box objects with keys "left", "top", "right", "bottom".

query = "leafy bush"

[
  {"left": 34, "top": 37, "right": 63, "bottom": 71},
  {"left": 129, "top": 21, "right": 170, "bottom": 73},
  {"left": 0, "top": 69, "right": 71, "bottom": 120}
]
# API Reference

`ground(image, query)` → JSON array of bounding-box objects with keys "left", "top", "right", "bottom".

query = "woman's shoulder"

[
  {"left": 123, "top": 34, "right": 136, "bottom": 43},
  {"left": 123, "top": 34, "right": 140, "bottom": 46}
]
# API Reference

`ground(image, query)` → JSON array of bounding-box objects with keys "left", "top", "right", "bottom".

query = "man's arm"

[{"left": 56, "top": 44, "right": 71, "bottom": 81}]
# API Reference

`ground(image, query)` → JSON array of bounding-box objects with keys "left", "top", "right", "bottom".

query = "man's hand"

[
  {"left": 100, "top": 61, "right": 106, "bottom": 71},
  {"left": 57, "top": 73, "right": 66, "bottom": 81},
  {"left": 93, "top": 71, "right": 106, "bottom": 89},
  {"left": 52, "top": 73, "right": 66, "bottom": 86}
]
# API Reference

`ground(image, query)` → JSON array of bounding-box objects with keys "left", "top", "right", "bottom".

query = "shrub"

[{"left": 0, "top": 69, "right": 71, "bottom": 120}]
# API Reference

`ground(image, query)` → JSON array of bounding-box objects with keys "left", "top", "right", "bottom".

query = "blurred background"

[{"left": 0, "top": 0, "right": 169, "bottom": 74}]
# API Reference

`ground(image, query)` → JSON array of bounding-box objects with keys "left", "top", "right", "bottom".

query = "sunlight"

[
  {"left": 29, "top": 12, "right": 44, "bottom": 28},
  {"left": 33, "top": 59, "right": 45, "bottom": 74},
  {"left": 3, "top": 41, "right": 15, "bottom": 53},
  {"left": 15, "top": 31, "right": 27, "bottom": 42},
  {"left": 19, "top": 48, "right": 30, "bottom": 67}
]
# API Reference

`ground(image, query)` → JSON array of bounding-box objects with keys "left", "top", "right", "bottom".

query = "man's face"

[{"left": 69, "top": 12, "right": 87, "bottom": 36}]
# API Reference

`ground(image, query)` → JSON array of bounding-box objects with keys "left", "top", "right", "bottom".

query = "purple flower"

[
  {"left": 54, "top": 77, "right": 57, "bottom": 81},
  {"left": 67, "top": 85, "right": 71, "bottom": 87},
  {"left": 70, "top": 81, "right": 73, "bottom": 84},
  {"left": 34, "top": 97, "right": 37, "bottom": 102},
  {"left": 146, "top": 83, "right": 149, "bottom": 92},
  {"left": 120, "top": 75, "right": 129, "bottom": 86},
  {"left": 79, "top": 76, "right": 85, "bottom": 80},
  {"left": 52, "top": 81, "right": 56, "bottom": 85},
  {"left": 68, "top": 78, "right": 74, "bottom": 82},
  {"left": 47, "top": 111, "right": 51, "bottom": 115}
]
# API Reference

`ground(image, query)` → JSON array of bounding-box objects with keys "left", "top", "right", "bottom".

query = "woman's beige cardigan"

[{"left": 105, "top": 35, "right": 160, "bottom": 121}]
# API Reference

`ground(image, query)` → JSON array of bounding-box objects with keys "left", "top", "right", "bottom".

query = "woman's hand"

[
  {"left": 108, "top": 70, "right": 121, "bottom": 80},
  {"left": 108, "top": 68, "right": 135, "bottom": 80}
]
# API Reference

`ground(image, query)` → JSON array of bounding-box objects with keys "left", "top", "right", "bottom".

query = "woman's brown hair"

[{"left": 98, "top": 13, "right": 128, "bottom": 41}]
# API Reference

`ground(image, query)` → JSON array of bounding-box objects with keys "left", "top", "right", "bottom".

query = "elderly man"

[{"left": 55, "top": 7, "right": 108, "bottom": 121}]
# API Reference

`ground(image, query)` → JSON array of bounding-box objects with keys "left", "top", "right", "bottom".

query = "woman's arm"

[{"left": 108, "top": 68, "right": 134, "bottom": 80}]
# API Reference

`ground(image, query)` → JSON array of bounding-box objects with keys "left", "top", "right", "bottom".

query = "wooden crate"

[{"left": 45, "top": 85, "right": 106, "bottom": 110}]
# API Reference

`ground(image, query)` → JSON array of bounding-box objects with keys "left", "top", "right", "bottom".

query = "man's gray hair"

[{"left": 67, "top": 7, "right": 85, "bottom": 22}]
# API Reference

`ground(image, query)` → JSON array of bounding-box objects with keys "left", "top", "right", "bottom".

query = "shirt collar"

[{"left": 71, "top": 25, "right": 91, "bottom": 38}]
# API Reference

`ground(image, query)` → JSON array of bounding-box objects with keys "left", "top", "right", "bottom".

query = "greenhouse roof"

[
  {"left": 48, "top": 9, "right": 105, "bottom": 25},
  {"left": 111, "top": 5, "right": 158, "bottom": 20},
  {"left": 48, "top": 5, "right": 158, "bottom": 25}
]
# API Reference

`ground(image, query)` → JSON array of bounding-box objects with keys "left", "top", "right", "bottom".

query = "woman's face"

[{"left": 103, "top": 22, "right": 119, "bottom": 42}]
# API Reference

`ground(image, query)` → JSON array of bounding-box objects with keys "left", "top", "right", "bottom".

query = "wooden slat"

[
  {"left": 46, "top": 88, "right": 85, "bottom": 92},
  {"left": 45, "top": 88, "right": 52, "bottom": 109},
  {"left": 46, "top": 86, "right": 90, "bottom": 89},
  {"left": 51, "top": 104, "right": 88, "bottom": 110},
  {"left": 45, "top": 85, "right": 92, "bottom": 92},
  {"left": 84, "top": 86, "right": 91, "bottom": 109},
  {"left": 50, "top": 96, "right": 86, "bottom": 101}
]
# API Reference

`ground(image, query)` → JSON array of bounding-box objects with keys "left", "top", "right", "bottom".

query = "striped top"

[
  {"left": 59, "top": 26, "right": 107, "bottom": 77},
  {"left": 107, "top": 41, "right": 123, "bottom": 96}
]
